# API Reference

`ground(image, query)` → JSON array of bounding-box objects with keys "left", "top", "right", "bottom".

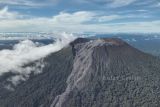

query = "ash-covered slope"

[
  {"left": 1, "top": 38, "right": 160, "bottom": 107},
  {"left": 52, "top": 38, "right": 160, "bottom": 107}
]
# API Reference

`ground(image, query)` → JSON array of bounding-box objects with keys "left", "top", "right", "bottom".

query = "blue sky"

[{"left": 0, "top": 0, "right": 160, "bottom": 33}]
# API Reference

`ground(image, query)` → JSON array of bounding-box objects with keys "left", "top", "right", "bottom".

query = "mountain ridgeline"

[{"left": 0, "top": 38, "right": 160, "bottom": 107}]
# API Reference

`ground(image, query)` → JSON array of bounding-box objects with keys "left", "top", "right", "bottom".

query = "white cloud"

[
  {"left": 0, "top": 11, "right": 122, "bottom": 32},
  {"left": 98, "top": 15, "right": 121, "bottom": 22},
  {"left": 7, "top": 60, "right": 45, "bottom": 86},
  {"left": 0, "top": 6, "right": 30, "bottom": 20},
  {"left": 109, "top": 0, "right": 137, "bottom": 8},
  {"left": 0, "top": 32, "right": 76, "bottom": 75},
  {"left": 0, "top": 33, "right": 76, "bottom": 86},
  {"left": 79, "top": 0, "right": 137, "bottom": 7},
  {"left": 0, "top": 0, "right": 48, "bottom": 7},
  {"left": 0, "top": 10, "right": 159, "bottom": 33},
  {"left": 52, "top": 11, "right": 95, "bottom": 24},
  {"left": 0, "top": 6, "right": 22, "bottom": 20}
]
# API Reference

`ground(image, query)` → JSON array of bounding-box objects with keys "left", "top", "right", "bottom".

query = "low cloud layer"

[{"left": 0, "top": 33, "right": 76, "bottom": 87}]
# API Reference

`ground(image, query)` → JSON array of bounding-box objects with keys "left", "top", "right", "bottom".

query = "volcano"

[{"left": 0, "top": 38, "right": 160, "bottom": 107}]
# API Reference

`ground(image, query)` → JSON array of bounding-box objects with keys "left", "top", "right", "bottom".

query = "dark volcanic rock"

[{"left": 1, "top": 38, "right": 160, "bottom": 107}]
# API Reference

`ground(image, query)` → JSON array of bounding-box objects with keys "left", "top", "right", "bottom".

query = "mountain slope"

[
  {"left": 52, "top": 38, "right": 160, "bottom": 107},
  {"left": 1, "top": 38, "right": 160, "bottom": 107},
  {"left": 0, "top": 47, "right": 74, "bottom": 107}
]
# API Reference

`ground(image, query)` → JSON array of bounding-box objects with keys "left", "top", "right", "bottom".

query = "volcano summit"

[{"left": 0, "top": 38, "right": 160, "bottom": 107}]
